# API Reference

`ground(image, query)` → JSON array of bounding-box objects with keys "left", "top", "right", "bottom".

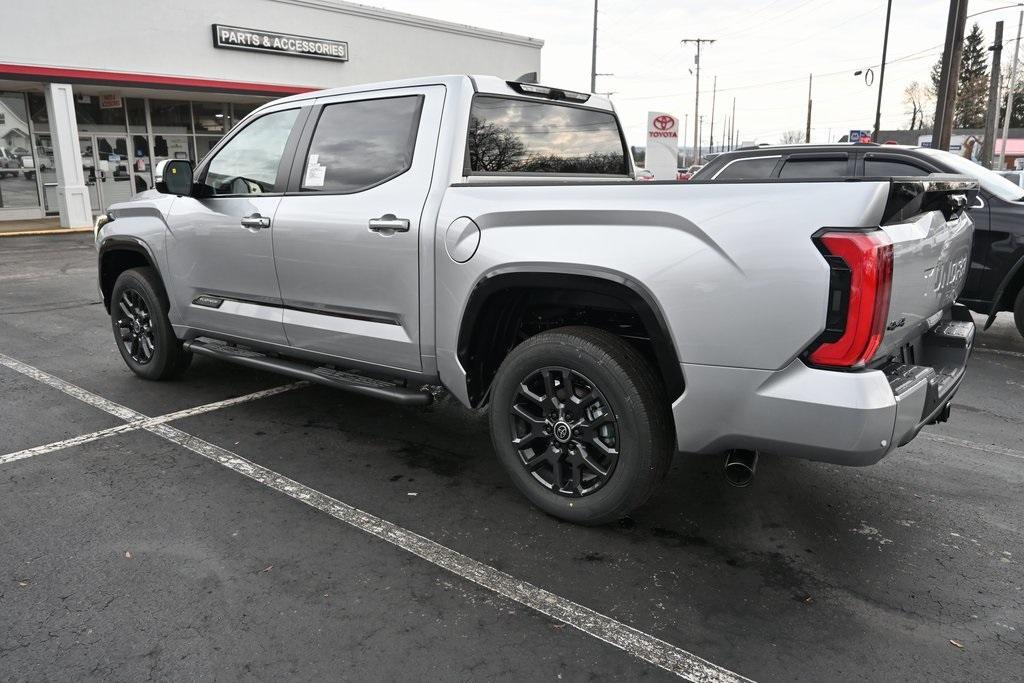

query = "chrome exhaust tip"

[{"left": 724, "top": 449, "right": 758, "bottom": 487}]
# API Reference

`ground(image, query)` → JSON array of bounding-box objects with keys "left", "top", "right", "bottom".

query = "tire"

[
  {"left": 1014, "top": 286, "right": 1024, "bottom": 338},
  {"left": 488, "top": 326, "right": 674, "bottom": 525},
  {"left": 110, "top": 267, "right": 192, "bottom": 380}
]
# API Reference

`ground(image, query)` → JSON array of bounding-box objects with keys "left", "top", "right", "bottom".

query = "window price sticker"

[{"left": 304, "top": 153, "right": 326, "bottom": 187}]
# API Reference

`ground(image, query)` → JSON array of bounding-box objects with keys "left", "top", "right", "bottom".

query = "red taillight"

[{"left": 808, "top": 230, "right": 893, "bottom": 368}]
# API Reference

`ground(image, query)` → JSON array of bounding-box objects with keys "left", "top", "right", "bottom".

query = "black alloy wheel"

[
  {"left": 109, "top": 266, "right": 191, "bottom": 380},
  {"left": 116, "top": 289, "right": 156, "bottom": 365},
  {"left": 488, "top": 326, "right": 673, "bottom": 525},
  {"left": 510, "top": 366, "right": 619, "bottom": 497}
]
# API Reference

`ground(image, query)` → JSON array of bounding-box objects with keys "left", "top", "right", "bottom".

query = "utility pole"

[
  {"left": 871, "top": 0, "right": 894, "bottom": 142},
  {"left": 730, "top": 97, "right": 736, "bottom": 150},
  {"left": 805, "top": 73, "right": 813, "bottom": 143},
  {"left": 933, "top": 0, "right": 970, "bottom": 151},
  {"left": 982, "top": 21, "right": 1005, "bottom": 167},
  {"left": 682, "top": 37, "right": 715, "bottom": 164},
  {"left": 681, "top": 113, "right": 688, "bottom": 167},
  {"left": 999, "top": 11, "right": 1023, "bottom": 170},
  {"left": 697, "top": 115, "right": 704, "bottom": 162},
  {"left": 709, "top": 75, "right": 718, "bottom": 154},
  {"left": 590, "top": 0, "right": 598, "bottom": 92}
]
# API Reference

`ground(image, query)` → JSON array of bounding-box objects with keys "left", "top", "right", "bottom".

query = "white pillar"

[{"left": 43, "top": 83, "right": 92, "bottom": 228}]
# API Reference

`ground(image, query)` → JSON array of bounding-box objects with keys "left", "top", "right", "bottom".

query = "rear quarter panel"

[{"left": 435, "top": 180, "right": 893, "bottom": 403}]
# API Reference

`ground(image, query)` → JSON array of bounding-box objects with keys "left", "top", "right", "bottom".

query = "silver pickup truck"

[{"left": 95, "top": 75, "right": 976, "bottom": 524}]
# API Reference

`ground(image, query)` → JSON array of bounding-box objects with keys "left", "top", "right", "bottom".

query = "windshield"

[{"left": 920, "top": 148, "right": 1024, "bottom": 202}]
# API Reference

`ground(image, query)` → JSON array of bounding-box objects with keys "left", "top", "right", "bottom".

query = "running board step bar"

[{"left": 183, "top": 339, "right": 432, "bottom": 406}]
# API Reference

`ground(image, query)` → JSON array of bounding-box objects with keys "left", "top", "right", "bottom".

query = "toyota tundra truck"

[{"left": 94, "top": 75, "right": 976, "bottom": 524}]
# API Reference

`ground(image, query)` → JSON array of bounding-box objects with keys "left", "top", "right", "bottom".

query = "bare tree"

[
  {"left": 779, "top": 129, "right": 804, "bottom": 144},
  {"left": 903, "top": 81, "right": 931, "bottom": 130}
]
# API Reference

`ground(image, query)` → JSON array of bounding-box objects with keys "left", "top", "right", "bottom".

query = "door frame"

[{"left": 79, "top": 133, "right": 136, "bottom": 214}]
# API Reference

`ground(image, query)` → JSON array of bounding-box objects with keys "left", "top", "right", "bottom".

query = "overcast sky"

[{"left": 373, "top": 0, "right": 1024, "bottom": 148}]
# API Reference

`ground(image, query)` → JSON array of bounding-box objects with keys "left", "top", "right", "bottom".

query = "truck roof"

[{"left": 256, "top": 75, "right": 615, "bottom": 113}]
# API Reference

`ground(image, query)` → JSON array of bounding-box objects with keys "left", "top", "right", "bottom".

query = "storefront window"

[
  {"left": 132, "top": 135, "right": 152, "bottom": 190},
  {"left": 74, "top": 95, "right": 128, "bottom": 133},
  {"left": 231, "top": 102, "right": 260, "bottom": 126},
  {"left": 27, "top": 93, "right": 48, "bottom": 130},
  {"left": 150, "top": 101, "right": 192, "bottom": 134},
  {"left": 193, "top": 102, "right": 227, "bottom": 134},
  {"left": 0, "top": 92, "right": 40, "bottom": 209},
  {"left": 195, "top": 136, "right": 222, "bottom": 161},
  {"left": 153, "top": 135, "right": 194, "bottom": 165},
  {"left": 34, "top": 134, "right": 57, "bottom": 212},
  {"left": 126, "top": 98, "right": 147, "bottom": 134}
]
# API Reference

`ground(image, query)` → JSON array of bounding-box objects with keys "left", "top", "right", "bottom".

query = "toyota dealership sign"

[{"left": 645, "top": 112, "right": 679, "bottom": 180}]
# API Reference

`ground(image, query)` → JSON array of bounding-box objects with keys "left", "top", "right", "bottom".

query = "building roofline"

[
  {"left": 266, "top": 0, "right": 545, "bottom": 49},
  {"left": 0, "top": 62, "right": 315, "bottom": 96}
]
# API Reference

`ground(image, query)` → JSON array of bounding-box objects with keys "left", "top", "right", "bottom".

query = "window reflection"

[
  {"left": 0, "top": 92, "right": 40, "bottom": 208},
  {"left": 205, "top": 109, "right": 298, "bottom": 194},
  {"left": 467, "top": 96, "right": 627, "bottom": 175}
]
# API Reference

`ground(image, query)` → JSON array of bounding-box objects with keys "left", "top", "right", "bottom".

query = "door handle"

[
  {"left": 240, "top": 214, "right": 271, "bottom": 230},
  {"left": 368, "top": 214, "right": 410, "bottom": 233}
]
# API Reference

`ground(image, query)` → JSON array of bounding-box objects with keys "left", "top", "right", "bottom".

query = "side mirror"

[{"left": 154, "top": 159, "right": 193, "bottom": 196}]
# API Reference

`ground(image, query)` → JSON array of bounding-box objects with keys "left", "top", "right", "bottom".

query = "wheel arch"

[
  {"left": 984, "top": 252, "right": 1024, "bottom": 329},
  {"left": 456, "top": 270, "right": 684, "bottom": 407},
  {"left": 98, "top": 237, "right": 162, "bottom": 312}
]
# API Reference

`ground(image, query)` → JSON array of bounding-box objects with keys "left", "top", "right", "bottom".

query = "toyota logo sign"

[{"left": 653, "top": 115, "right": 675, "bottom": 131}]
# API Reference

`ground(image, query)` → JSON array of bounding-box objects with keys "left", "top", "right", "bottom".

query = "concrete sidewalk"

[{"left": 0, "top": 217, "right": 92, "bottom": 237}]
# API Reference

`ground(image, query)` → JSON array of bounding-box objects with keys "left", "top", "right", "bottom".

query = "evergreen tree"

[
  {"left": 955, "top": 23, "right": 990, "bottom": 127},
  {"left": 928, "top": 23, "right": 991, "bottom": 128}
]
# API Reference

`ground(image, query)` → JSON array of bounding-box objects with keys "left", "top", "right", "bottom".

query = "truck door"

[
  {"left": 165, "top": 105, "right": 308, "bottom": 344},
  {"left": 271, "top": 86, "right": 445, "bottom": 373}
]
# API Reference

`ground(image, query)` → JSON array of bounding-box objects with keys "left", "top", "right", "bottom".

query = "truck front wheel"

[
  {"left": 488, "top": 327, "right": 673, "bottom": 525},
  {"left": 110, "top": 267, "right": 191, "bottom": 380}
]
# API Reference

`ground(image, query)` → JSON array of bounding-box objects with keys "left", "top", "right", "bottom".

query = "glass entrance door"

[{"left": 80, "top": 135, "right": 135, "bottom": 213}]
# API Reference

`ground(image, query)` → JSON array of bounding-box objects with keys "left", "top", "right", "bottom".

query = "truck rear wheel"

[
  {"left": 488, "top": 327, "right": 673, "bottom": 525},
  {"left": 110, "top": 267, "right": 191, "bottom": 380}
]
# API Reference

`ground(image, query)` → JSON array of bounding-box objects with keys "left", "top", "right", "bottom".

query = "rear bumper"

[{"left": 672, "top": 308, "right": 974, "bottom": 466}]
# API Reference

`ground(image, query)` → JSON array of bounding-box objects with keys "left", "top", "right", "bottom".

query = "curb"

[{"left": 0, "top": 228, "right": 93, "bottom": 238}]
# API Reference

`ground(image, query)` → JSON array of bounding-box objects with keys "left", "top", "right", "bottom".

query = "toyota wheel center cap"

[{"left": 553, "top": 421, "right": 572, "bottom": 443}]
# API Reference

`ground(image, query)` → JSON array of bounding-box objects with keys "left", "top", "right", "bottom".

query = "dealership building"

[{"left": 1, "top": 0, "right": 542, "bottom": 226}]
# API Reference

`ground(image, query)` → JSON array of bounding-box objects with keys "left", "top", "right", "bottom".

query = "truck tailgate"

[{"left": 874, "top": 177, "right": 976, "bottom": 361}]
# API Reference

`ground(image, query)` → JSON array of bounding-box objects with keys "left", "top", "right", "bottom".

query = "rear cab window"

[{"left": 466, "top": 96, "right": 629, "bottom": 176}]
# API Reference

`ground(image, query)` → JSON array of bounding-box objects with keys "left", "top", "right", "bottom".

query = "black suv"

[{"left": 696, "top": 144, "right": 1024, "bottom": 336}]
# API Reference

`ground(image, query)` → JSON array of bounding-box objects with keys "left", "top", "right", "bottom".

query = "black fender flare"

[
  {"left": 457, "top": 269, "right": 684, "bottom": 403},
  {"left": 97, "top": 236, "right": 163, "bottom": 311},
  {"left": 984, "top": 253, "right": 1024, "bottom": 329}
]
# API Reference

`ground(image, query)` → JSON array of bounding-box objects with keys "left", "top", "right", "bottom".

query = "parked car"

[
  {"left": 697, "top": 143, "right": 1024, "bottom": 337},
  {"left": 635, "top": 168, "right": 655, "bottom": 181},
  {"left": 0, "top": 147, "right": 20, "bottom": 178},
  {"left": 19, "top": 153, "right": 35, "bottom": 181},
  {"left": 95, "top": 76, "right": 976, "bottom": 524},
  {"left": 676, "top": 164, "right": 703, "bottom": 181}
]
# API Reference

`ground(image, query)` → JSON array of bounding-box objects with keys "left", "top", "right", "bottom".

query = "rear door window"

[
  {"left": 778, "top": 157, "right": 849, "bottom": 179},
  {"left": 467, "top": 96, "right": 628, "bottom": 175},
  {"left": 713, "top": 156, "right": 779, "bottom": 180},
  {"left": 300, "top": 95, "right": 423, "bottom": 193},
  {"left": 864, "top": 158, "right": 931, "bottom": 177}
]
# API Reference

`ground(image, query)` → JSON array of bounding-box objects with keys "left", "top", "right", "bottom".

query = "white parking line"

[
  {"left": 0, "top": 382, "right": 306, "bottom": 466},
  {"left": 0, "top": 351, "right": 753, "bottom": 683},
  {"left": 921, "top": 432, "right": 1024, "bottom": 461}
]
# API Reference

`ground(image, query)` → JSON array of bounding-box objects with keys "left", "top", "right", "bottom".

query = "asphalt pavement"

[{"left": 1, "top": 234, "right": 1021, "bottom": 681}]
